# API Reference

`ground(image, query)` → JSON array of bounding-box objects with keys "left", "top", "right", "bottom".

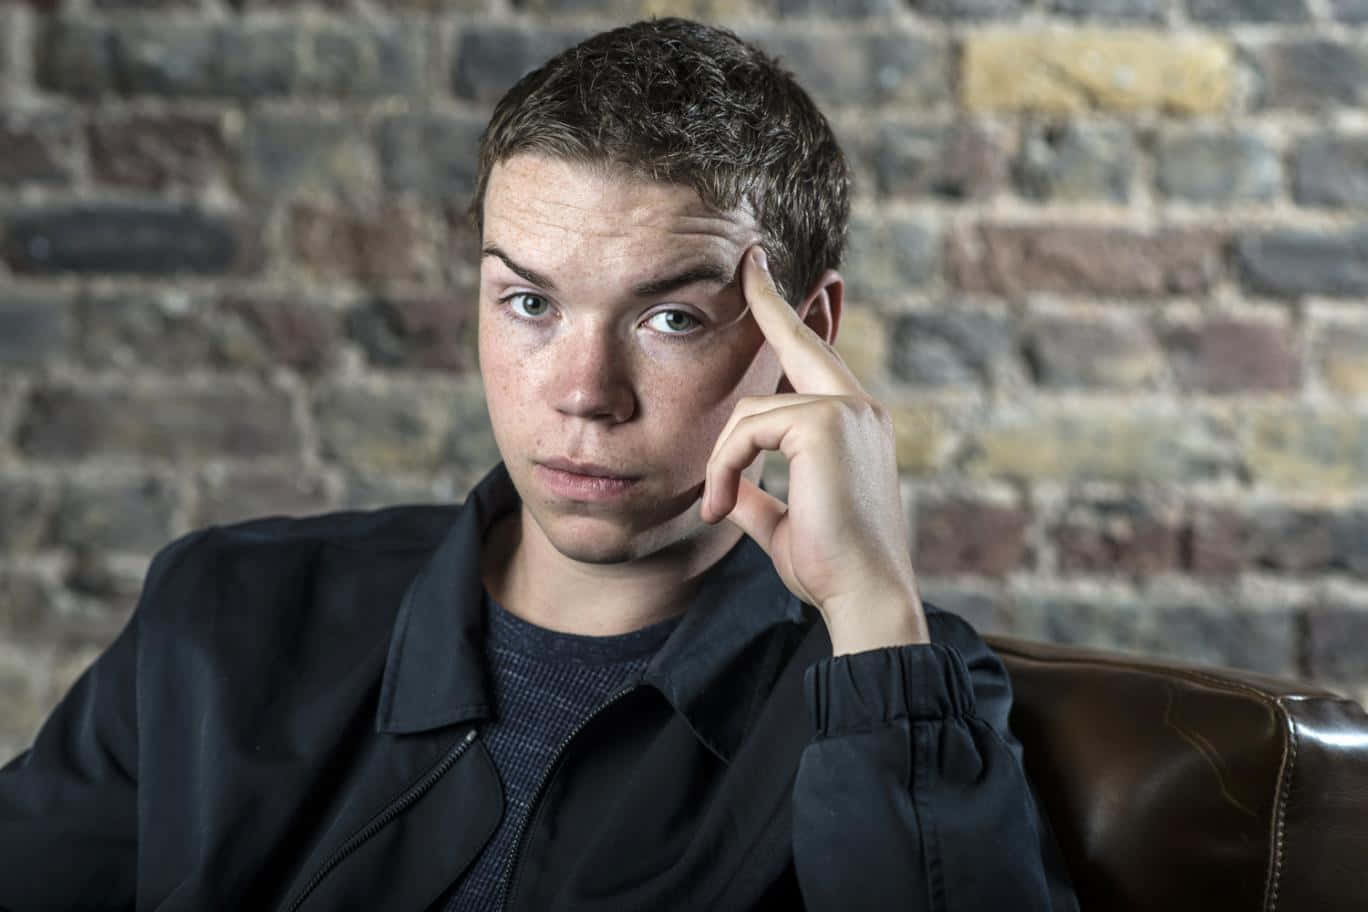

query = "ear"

[{"left": 777, "top": 269, "right": 844, "bottom": 394}]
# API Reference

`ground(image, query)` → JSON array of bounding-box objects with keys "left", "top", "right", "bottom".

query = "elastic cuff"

[{"left": 804, "top": 643, "right": 976, "bottom": 737}]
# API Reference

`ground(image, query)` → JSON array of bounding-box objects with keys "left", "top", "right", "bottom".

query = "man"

[{"left": 0, "top": 18, "right": 1076, "bottom": 911}]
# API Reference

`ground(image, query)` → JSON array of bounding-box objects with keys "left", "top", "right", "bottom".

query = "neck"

[{"left": 482, "top": 508, "right": 746, "bottom": 637}]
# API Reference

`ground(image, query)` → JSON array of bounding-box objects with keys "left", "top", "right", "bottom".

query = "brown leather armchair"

[{"left": 988, "top": 635, "right": 1368, "bottom": 912}]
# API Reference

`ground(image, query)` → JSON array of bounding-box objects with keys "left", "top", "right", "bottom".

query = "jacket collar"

[{"left": 376, "top": 463, "right": 813, "bottom": 761}]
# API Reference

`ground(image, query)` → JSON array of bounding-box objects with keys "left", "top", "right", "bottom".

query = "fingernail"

[{"left": 752, "top": 248, "right": 768, "bottom": 272}]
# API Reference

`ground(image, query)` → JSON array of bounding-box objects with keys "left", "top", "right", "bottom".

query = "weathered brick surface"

[
  {"left": 5, "top": 0, "right": 1368, "bottom": 753},
  {"left": 16, "top": 383, "right": 301, "bottom": 465},
  {"left": 0, "top": 292, "right": 74, "bottom": 368},
  {"left": 873, "top": 122, "right": 1010, "bottom": 200},
  {"left": 1052, "top": 494, "right": 1182, "bottom": 576},
  {"left": 347, "top": 294, "right": 476, "bottom": 374},
  {"left": 2, "top": 205, "right": 249, "bottom": 276},
  {"left": 1188, "top": 0, "right": 1309, "bottom": 23},
  {"left": 1314, "top": 321, "right": 1368, "bottom": 395},
  {"left": 915, "top": 495, "right": 1031, "bottom": 576},
  {"left": 1160, "top": 317, "right": 1299, "bottom": 394},
  {"left": 753, "top": 30, "right": 950, "bottom": 108},
  {"left": 1236, "top": 227, "right": 1368, "bottom": 298},
  {"left": 1156, "top": 130, "right": 1280, "bottom": 203},
  {"left": 966, "top": 410, "right": 1239, "bottom": 482},
  {"left": 963, "top": 30, "right": 1233, "bottom": 114},
  {"left": 1022, "top": 313, "right": 1164, "bottom": 389},
  {"left": 1048, "top": 0, "right": 1163, "bottom": 19},
  {"left": 1014, "top": 121, "right": 1133, "bottom": 203},
  {"left": 890, "top": 310, "right": 1013, "bottom": 386},
  {"left": 0, "top": 111, "right": 78, "bottom": 186},
  {"left": 949, "top": 224, "right": 1225, "bottom": 297},
  {"left": 87, "top": 114, "right": 229, "bottom": 190},
  {"left": 1248, "top": 40, "right": 1368, "bottom": 110},
  {"left": 1292, "top": 135, "right": 1368, "bottom": 208}
]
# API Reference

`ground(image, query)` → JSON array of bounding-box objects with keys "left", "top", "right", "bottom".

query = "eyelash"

[{"left": 497, "top": 292, "right": 705, "bottom": 338}]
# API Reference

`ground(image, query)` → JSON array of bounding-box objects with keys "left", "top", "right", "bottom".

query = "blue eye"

[
  {"left": 506, "top": 293, "right": 551, "bottom": 318},
  {"left": 644, "top": 309, "right": 702, "bottom": 335}
]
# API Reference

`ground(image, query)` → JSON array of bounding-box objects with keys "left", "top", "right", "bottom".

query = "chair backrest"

[{"left": 987, "top": 634, "right": 1368, "bottom": 912}]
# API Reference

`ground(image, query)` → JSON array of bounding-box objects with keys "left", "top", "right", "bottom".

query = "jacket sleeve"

[
  {"left": 791, "top": 607, "right": 1079, "bottom": 912},
  {"left": 0, "top": 529, "right": 211, "bottom": 912}
]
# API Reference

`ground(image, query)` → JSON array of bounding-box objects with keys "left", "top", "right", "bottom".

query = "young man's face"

[{"left": 478, "top": 154, "right": 784, "bottom": 565}]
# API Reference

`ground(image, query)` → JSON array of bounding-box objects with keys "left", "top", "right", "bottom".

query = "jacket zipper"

[
  {"left": 498, "top": 686, "right": 638, "bottom": 912},
  {"left": 284, "top": 728, "right": 478, "bottom": 912}
]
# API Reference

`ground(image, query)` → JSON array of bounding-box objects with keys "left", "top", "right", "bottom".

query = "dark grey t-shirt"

[{"left": 438, "top": 593, "right": 679, "bottom": 912}]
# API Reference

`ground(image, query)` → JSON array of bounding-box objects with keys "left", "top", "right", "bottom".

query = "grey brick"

[
  {"left": 1307, "top": 606, "right": 1368, "bottom": 680},
  {"left": 1156, "top": 130, "right": 1280, "bottom": 203},
  {"left": 912, "top": 0, "right": 1025, "bottom": 18},
  {"left": 1023, "top": 315, "right": 1163, "bottom": 389},
  {"left": 0, "top": 293, "right": 74, "bottom": 367},
  {"left": 451, "top": 25, "right": 586, "bottom": 103},
  {"left": 2, "top": 205, "right": 245, "bottom": 276},
  {"left": 1014, "top": 121, "right": 1133, "bottom": 203},
  {"left": 0, "top": 476, "right": 56, "bottom": 552},
  {"left": 1236, "top": 227, "right": 1368, "bottom": 297},
  {"left": 240, "top": 113, "right": 354, "bottom": 195},
  {"left": 54, "top": 477, "right": 179, "bottom": 553},
  {"left": 378, "top": 114, "right": 485, "bottom": 201},
  {"left": 750, "top": 30, "right": 950, "bottom": 108},
  {"left": 16, "top": 384, "right": 301, "bottom": 465},
  {"left": 76, "top": 293, "right": 217, "bottom": 372},
  {"left": 890, "top": 310, "right": 1012, "bottom": 386},
  {"left": 874, "top": 122, "right": 1009, "bottom": 200},
  {"left": 0, "top": 111, "right": 78, "bottom": 186},
  {"left": 297, "top": 23, "right": 423, "bottom": 97},
  {"left": 315, "top": 382, "right": 495, "bottom": 476},
  {"left": 347, "top": 294, "right": 477, "bottom": 373},
  {"left": 775, "top": 0, "right": 898, "bottom": 14},
  {"left": 194, "top": 469, "right": 332, "bottom": 528},
  {"left": 1047, "top": 0, "right": 1164, "bottom": 20},
  {"left": 218, "top": 25, "right": 297, "bottom": 99},
  {"left": 1292, "top": 135, "right": 1368, "bottom": 208},
  {"left": 1188, "top": 0, "right": 1309, "bottom": 23},
  {"left": 844, "top": 216, "right": 940, "bottom": 296},
  {"left": 1249, "top": 40, "right": 1368, "bottom": 109},
  {"left": 114, "top": 21, "right": 223, "bottom": 96},
  {"left": 1329, "top": 0, "right": 1368, "bottom": 23},
  {"left": 37, "top": 20, "right": 119, "bottom": 97}
]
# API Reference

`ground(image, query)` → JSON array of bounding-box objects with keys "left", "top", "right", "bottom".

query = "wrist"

[{"left": 822, "top": 585, "right": 930, "bottom": 656}]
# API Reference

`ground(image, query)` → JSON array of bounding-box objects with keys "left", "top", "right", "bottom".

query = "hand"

[{"left": 701, "top": 247, "right": 929, "bottom": 655}]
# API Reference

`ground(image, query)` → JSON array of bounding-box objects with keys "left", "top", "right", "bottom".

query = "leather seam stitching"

[{"left": 1264, "top": 707, "right": 1297, "bottom": 912}]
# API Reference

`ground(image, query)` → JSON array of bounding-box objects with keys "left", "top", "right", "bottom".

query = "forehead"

[{"left": 481, "top": 155, "right": 759, "bottom": 270}]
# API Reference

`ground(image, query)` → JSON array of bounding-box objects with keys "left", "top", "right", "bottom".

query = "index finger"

[{"left": 742, "top": 246, "right": 858, "bottom": 396}]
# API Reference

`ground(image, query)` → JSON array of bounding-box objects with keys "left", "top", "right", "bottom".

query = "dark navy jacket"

[{"left": 0, "top": 464, "right": 1077, "bottom": 911}]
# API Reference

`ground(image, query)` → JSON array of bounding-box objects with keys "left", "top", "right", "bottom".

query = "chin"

[{"left": 531, "top": 505, "right": 715, "bottom": 566}]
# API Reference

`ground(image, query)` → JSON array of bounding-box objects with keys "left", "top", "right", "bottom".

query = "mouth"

[{"left": 533, "top": 459, "right": 641, "bottom": 502}]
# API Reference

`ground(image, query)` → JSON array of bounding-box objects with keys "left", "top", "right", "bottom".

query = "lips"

[
  {"left": 534, "top": 459, "right": 641, "bottom": 502},
  {"left": 537, "top": 458, "right": 639, "bottom": 480}
]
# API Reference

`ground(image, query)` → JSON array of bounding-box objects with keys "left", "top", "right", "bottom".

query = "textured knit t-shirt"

[{"left": 437, "top": 593, "right": 680, "bottom": 912}]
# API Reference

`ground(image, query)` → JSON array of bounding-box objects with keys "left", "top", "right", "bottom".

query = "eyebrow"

[{"left": 482, "top": 245, "right": 736, "bottom": 298}]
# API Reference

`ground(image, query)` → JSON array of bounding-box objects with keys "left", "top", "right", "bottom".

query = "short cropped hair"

[{"left": 471, "top": 18, "right": 851, "bottom": 307}]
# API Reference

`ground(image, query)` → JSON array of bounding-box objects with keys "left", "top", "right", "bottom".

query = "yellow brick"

[
  {"left": 963, "top": 29, "right": 1233, "bottom": 115},
  {"left": 890, "top": 402, "right": 955, "bottom": 475},
  {"left": 1245, "top": 408, "right": 1368, "bottom": 490},
  {"left": 834, "top": 305, "right": 889, "bottom": 390}
]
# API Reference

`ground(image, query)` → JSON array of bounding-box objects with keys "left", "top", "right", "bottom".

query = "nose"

[{"left": 549, "top": 324, "right": 637, "bottom": 424}]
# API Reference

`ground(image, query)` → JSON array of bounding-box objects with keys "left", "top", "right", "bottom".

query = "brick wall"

[{"left": 3, "top": 0, "right": 1368, "bottom": 759}]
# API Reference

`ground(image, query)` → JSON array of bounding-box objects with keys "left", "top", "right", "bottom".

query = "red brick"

[
  {"left": 1053, "top": 496, "right": 1182, "bottom": 575},
  {"left": 220, "top": 297, "right": 343, "bottom": 374},
  {"left": 949, "top": 223, "right": 1226, "bottom": 297},
  {"left": 916, "top": 497, "right": 1030, "bottom": 577},
  {"left": 86, "top": 114, "right": 228, "bottom": 190},
  {"left": 1161, "top": 317, "right": 1299, "bottom": 394},
  {"left": 287, "top": 204, "right": 431, "bottom": 281}
]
